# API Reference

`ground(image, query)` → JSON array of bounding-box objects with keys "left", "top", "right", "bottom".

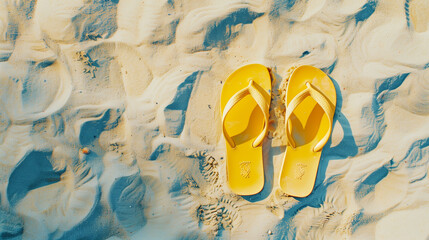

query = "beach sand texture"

[{"left": 1, "top": 0, "right": 429, "bottom": 239}]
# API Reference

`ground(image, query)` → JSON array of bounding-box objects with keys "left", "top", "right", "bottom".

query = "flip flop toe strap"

[
  {"left": 222, "top": 80, "right": 270, "bottom": 148},
  {"left": 285, "top": 82, "right": 335, "bottom": 152}
]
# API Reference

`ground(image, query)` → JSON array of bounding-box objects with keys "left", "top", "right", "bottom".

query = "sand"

[{"left": 1, "top": 0, "right": 429, "bottom": 239}]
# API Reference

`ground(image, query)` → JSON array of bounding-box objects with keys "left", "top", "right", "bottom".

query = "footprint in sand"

[
  {"left": 200, "top": 155, "right": 221, "bottom": 190},
  {"left": 197, "top": 197, "right": 241, "bottom": 236}
]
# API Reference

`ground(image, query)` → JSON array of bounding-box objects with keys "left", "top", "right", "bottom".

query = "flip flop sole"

[
  {"left": 279, "top": 65, "right": 337, "bottom": 197},
  {"left": 221, "top": 64, "right": 271, "bottom": 195}
]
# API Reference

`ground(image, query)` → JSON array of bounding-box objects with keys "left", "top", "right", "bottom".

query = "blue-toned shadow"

[
  {"left": 313, "top": 76, "right": 358, "bottom": 196},
  {"left": 109, "top": 173, "right": 147, "bottom": 233},
  {"left": 74, "top": 0, "right": 119, "bottom": 42},
  {"left": 405, "top": 0, "right": 411, "bottom": 29},
  {"left": 273, "top": 176, "right": 339, "bottom": 240},
  {"left": 203, "top": 8, "right": 263, "bottom": 50},
  {"left": 153, "top": 18, "right": 180, "bottom": 45},
  {"left": 0, "top": 207, "right": 23, "bottom": 239},
  {"left": 7, "top": 151, "right": 66, "bottom": 207},
  {"left": 164, "top": 71, "right": 202, "bottom": 137},
  {"left": 57, "top": 194, "right": 108, "bottom": 240},
  {"left": 355, "top": 166, "right": 388, "bottom": 199},
  {"left": 360, "top": 73, "right": 409, "bottom": 153},
  {"left": 148, "top": 143, "right": 171, "bottom": 161},
  {"left": 83, "top": 151, "right": 104, "bottom": 178},
  {"left": 79, "top": 108, "right": 123, "bottom": 146},
  {"left": 270, "top": 0, "right": 297, "bottom": 18},
  {"left": 355, "top": 0, "right": 378, "bottom": 24},
  {"left": 321, "top": 60, "right": 337, "bottom": 75}
]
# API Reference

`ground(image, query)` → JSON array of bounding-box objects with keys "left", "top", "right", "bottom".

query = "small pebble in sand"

[
  {"left": 268, "top": 230, "right": 273, "bottom": 235},
  {"left": 81, "top": 147, "right": 90, "bottom": 154}
]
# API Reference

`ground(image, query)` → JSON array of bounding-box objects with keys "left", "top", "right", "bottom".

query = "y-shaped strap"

[
  {"left": 222, "top": 80, "right": 270, "bottom": 148},
  {"left": 285, "top": 82, "right": 335, "bottom": 152}
]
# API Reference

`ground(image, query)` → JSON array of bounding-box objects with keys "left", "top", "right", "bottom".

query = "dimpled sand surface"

[{"left": 1, "top": 0, "right": 429, "bottom": 239}]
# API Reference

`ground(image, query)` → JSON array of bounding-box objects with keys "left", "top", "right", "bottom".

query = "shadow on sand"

[{"left": 263, "top": 75, "right": 358, "bottom": 239}]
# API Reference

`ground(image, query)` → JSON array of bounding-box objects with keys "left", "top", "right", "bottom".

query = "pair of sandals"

[{"left": 221, "top": 64, "right": 336, "bottom": 197}]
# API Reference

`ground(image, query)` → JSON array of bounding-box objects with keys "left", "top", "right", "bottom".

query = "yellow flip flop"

[
  {"left": 221, "top": 64, "right": 271, "bottom": 195},
  {"left": 279, "top": 65, "right": 337, "bottom": 197}
]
